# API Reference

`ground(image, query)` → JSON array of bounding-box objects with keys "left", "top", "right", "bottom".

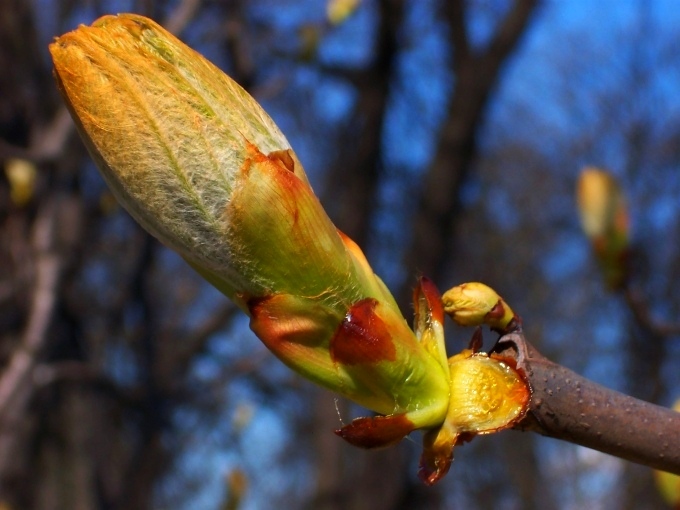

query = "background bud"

[
  {"left": 576, "top": 167, "right": 630, "bottom": 290},
  {"left": 4, "top": 159, "right": 37, "bottom": 207}
]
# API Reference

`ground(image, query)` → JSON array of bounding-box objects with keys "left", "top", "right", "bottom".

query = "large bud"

[
  {"left": 50, "top": 15, "right": 530, "bottom": 484},
  {"left": 50, "top": 13, "right": 450, "bottom": 450}
]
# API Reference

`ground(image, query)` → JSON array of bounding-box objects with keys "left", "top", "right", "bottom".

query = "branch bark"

[{"left": 493, "top": 332, "right": 680, "bottom": 475}]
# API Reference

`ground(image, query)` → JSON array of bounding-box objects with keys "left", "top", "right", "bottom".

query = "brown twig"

[
  {"left": 624, "top": 286, "right": 680, "bottom": 337},
  {"left": 0, "top": 198, "right": 63, "bottom": 472},
  {"left": 493, "top": 332, "right": 680, "bottom": 475},
  {"left": 0, "top": 199, "right": 61, "bottom": 421}
]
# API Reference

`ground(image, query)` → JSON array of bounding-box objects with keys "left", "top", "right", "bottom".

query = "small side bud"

[{"left": 442, "top": 282, "right": 519, "bottom": 334}]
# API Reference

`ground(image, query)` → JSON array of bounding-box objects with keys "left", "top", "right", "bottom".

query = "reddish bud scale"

[
  {"left": 335, "top": 414, "right": 416, "bottom": 449},
  {"left": 414, "top": 276, "right": 445, "bottom": 326},
  {"left": 330, "top": 298, "right": 396, "bottom": 365}
]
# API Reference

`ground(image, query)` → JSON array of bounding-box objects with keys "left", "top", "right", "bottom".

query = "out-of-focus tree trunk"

[
  {"left": 324, "top": 0, "right": 403, "bottom": 249},
  {"left": 313, "top": 2, "right": 425, "bottom": 508},
  {"left": 402, "top": 0, "right": 541, "bottom": 295}
]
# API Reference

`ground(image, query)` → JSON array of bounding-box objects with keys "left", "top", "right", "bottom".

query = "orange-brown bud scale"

[
  {"left": 335, "top": 414, "right": 416, "bottom": 449},
  {"left": 330, "top": 299, "right": 396, "bottom": 365}
]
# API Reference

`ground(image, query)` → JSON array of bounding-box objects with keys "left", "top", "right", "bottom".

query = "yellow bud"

[
  {"left": 576, "top": 167, "right": 630, "bottom": 289},
  {"left": 577, "top": 167, "right": 628, "bottom": 240},
  {"left": 442, "top": 282, "right": 516, "bottom": 332},
  {"left": 50, "top": 14, "right": 308, "bottom": 302},
  {"left": 5, "top": 158, "right": 37, "bottom": 206}
]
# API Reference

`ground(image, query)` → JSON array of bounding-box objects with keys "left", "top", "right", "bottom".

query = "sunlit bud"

[
  {"left": 412, "top": 281, "right": 530, "bottom": 485},
  {"left": 655, "top": 399, "right": 680, "bottom": 507},
  {"left": 577, "top": 167, "right": 628, "bottom": 239},
  {"left": 50, "top": 14, "right": 307, "bottom": 303},
  {"left": 51, "top": 15, "right": 531, "bottom": 485},
  {"left": 576, "top": 167, "right": 630, "bottom": 290},
  {"left": 442, "top": 282, "right": 518, "bottom": 333},
  {"left": 50, "top": 12, "right": 449, "bottom": 459}
]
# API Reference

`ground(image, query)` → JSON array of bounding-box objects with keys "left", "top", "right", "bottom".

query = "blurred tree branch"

[
  {"left": 0, "top": 194, "right": 81, "bottom": 474},
  {"left": 625, "top": 286, "right": 680, "bottom": 337},
  {"left": 163, "top": 0, "right": 202, "bottom": 35},
  {"left": 402, "top": 0, "right": 541, "bottom": 292},
  {"left": 0, "top": 107, "right": 73, "bottom": 162},
  {"left": 323, "top": 0, "right": 404, "bottom": 249}
]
